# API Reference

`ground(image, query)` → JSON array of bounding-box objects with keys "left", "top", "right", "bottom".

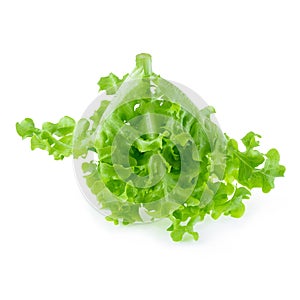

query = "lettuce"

[{"left": 16, "top": 53, "right": 285, "bottom": 241}]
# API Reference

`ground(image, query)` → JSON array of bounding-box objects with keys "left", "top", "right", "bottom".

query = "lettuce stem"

[{"left": 135, "top": 53, "right": 152, "bottom": 76}]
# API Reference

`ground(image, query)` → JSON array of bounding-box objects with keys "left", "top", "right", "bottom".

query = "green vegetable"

[{"left": 16, "top": 53, "right": 285, "bottom": 242}]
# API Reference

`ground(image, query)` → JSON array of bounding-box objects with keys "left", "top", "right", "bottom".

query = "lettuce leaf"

[{"left": 16, "top": 116, "right": 75, "bottom": 160}]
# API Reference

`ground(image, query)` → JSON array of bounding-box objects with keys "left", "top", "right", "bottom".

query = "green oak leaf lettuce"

[{"left": 16, "top": 53, "right": 285, "bottom": 242}]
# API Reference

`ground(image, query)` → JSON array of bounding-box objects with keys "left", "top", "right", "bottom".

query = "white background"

[{"left": 0, "top": 1, "right": 299, "bottom": 299}]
